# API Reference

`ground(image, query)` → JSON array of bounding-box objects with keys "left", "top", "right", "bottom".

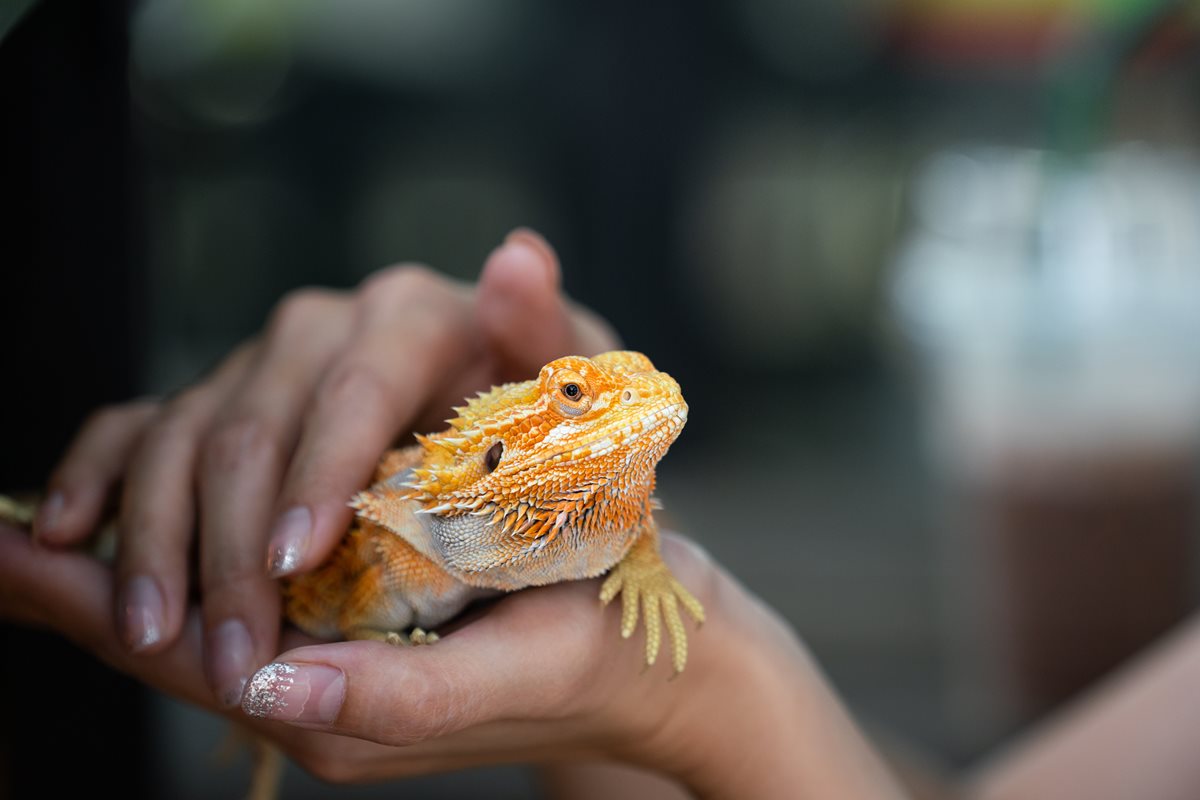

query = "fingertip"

[
  {"left": 265, "top": 505, "right": 313, "bottom": 578},
  {"left": 34, "top": 485, "right": 98, "bottom": 547},
  {"left": 115, "top": 572, "right": 175, "bottom": 654},
  {"left": 503, "top": 227, "right": 560, "bottom": 284},
  {"left": 205, "top": 616, "right": 258, "bottom": 708},
  {"left": 477, "top": 230, "right": 578, "bottom": 374},
  {"left": 200, "top": 585, "right": 284, "bottom": 708},
  {"left": 265, "top": 500, "right": 353, "bottom": 578},
  {"left": 32, "top": 491, "right": 64, "bottom": 538},
  {"left": 479, "top": 229, "right": 561, "bottom": 302}
]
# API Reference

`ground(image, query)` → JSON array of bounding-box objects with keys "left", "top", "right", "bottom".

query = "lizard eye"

[
  {"left": 484, "top": 441, "right": 503, "bottom": 473},
  {"left": 550, "top": 368, "right": 591, "bottom": 416}
]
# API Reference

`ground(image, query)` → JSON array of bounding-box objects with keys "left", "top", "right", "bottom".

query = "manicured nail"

[
  {"left": 117, "top": 574, "right": 165, "bottom": 652},
  {"left": 35, "top": 491, "right": 65, "bottom": 539},
  {"left": 266, "top": 506, "right": 311, "bottom": 577},
  {"left": 206, "top": 618, "right": 255, "bottom": 708},
  {"left": 242, "top": 662, "right": 345, "bottom": 724}
]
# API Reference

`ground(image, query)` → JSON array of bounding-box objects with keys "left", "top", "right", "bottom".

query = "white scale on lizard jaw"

[{"left": 546, "top": 404, "right": 684, "bottom": 460}]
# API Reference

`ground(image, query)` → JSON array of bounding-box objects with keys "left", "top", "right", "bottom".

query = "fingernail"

[
  {"left": 242, "top": 662, "right": 345, "bottom": 724},
  {"left": 266, "top": 506, "right": 311, "bottom": 577},
  {"left": 117, "top": 574, "right": 165, "bottom": 652},
  {"left": 206, "top": 618, "right": 255, "bottom": 708},
  {"left": 35, "top": 491, "right": 65, "bottom": 540}
]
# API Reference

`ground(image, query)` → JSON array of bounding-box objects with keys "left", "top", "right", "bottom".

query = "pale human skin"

[{"left": 5, "top": 230, "right": 1200, "bottom": 798}]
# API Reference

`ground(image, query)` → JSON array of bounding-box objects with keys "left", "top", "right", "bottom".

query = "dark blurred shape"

[
  {"left": 0, "top": 0, "right": 39, "bottom": 42},
  {"left": 982, "top": 450, "right": 1194, "bottom": 717},
  {"left": 0, "top": 0, "right": 143, "bottom": 485},
  {"left": 0, "top": 0, "right": 148, "bottom": 797}
]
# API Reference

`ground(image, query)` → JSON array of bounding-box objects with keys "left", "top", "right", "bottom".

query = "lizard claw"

[
  {"left": 348, "top": 628, "right": 439, "bottom": 646},
  {"left": 599, "top": 550, "right": 704, "bottom": 674},
  {"left": 407, "top": 627, "right": 439, "bottom": 645}
]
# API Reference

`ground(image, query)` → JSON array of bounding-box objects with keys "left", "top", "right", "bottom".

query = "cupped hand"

[
  {"left": 0, "top": 517, "right": 734, "bottom": 786},
  {"left": 28, "top": 229, "right": 618, "bottom": 708}
]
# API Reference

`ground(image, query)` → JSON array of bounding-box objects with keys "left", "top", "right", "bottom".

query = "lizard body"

[{"left": 285, "top": 350, "right": 702, "bottom": 671}]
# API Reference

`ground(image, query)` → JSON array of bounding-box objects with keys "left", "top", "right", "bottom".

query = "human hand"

[
  {"left": 29, "top": 229, "right": 617, "bottom": 707},
  {"left": 0, "top": 518, "right": 901, "bottom": 799}
]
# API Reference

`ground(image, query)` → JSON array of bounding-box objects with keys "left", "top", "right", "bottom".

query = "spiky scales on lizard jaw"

[{"left": 285, "top": 349, "right": 704, "bottom": 673}]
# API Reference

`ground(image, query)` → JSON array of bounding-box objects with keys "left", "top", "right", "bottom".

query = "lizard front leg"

[{"left": 599, "top": 521, "right": 705, "bottom": 674}]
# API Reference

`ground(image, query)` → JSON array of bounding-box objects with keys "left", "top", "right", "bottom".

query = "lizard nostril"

[
  {"left": 484, "top": 441, "right": 503, "bottom": 473},
  {"left": 621, "top": 389, "right": 639, "bottom": 404}
]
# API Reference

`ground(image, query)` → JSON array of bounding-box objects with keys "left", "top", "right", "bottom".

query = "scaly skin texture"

[
  {"left": 284, "top": 350, "right": 704, "bottom": 672},
  {"left": 0, "top": 351, "right": 705, "bottom": 673}
]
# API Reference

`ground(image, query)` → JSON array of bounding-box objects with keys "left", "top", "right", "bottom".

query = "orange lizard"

[
  {"left": 280, "top": 349, "right": 703, "bottom": 674},
  {"left": 1, "top": 350, "right": 704, "bottom": 674}
]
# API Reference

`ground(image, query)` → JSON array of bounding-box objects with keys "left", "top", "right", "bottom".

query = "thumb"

[
  {"left": 239, "top": 588, "right": 605, "bottom": 744},
  {"left": 476, "top": 228, "right": 618, "bottom": 379}
]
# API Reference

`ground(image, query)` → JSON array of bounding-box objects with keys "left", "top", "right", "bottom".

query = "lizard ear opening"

[{"left": 484, "top": 441, "right": 503, "bottom": 473}]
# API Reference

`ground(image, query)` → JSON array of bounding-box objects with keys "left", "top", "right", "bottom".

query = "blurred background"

[{"left": 2, "top": 0, "right": 1200, "bottom": 797}]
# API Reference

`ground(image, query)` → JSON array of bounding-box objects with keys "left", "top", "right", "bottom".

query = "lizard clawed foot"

[
  {"left": 599, "top": 546, "right": 705, "bottom": 674},
  {"left": 407, "top": 627, "right": 439, "bottom": 645},
  {"left": 348, "top": 628, "right": 439, "bottom": 646}
]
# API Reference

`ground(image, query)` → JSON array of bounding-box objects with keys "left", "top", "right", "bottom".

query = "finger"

[
  {"left": 0, "top": 525, "right": 319, "bottom": 717},
  {"left": 114, "top": 343, "right": 258, "bottom": 655},
  {"left": 266, "top": 267, "right": 477, "bottom": 578},
  {"left": 476, "top": 228, "right": 619, "bottom": 379},
  {"left": 36, "top": 401, "right": 158, "bottom": 546},
  {"left": 198, "top": 291, "right": 352, "bottom": 707},
  {"left": 0, "top": 524, "right": 210, "bottom": 702},
  {"left": 241, "top": 582, "right": 613, "bottom": 744}
]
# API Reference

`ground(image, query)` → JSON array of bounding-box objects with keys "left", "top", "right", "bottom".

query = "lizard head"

[{"left": 403, "top": 350, "right": 687, "bottom": 541}]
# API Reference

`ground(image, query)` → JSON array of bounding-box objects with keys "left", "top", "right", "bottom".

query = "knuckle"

[
  {"left": 83, "top": 403, "right": 127, "bottom": 432},
  {"left": 269, "top": 287, "right": 338, "bottom": 339},
  {"left": 357, "top": 264, "right": 462, "bottom": 318},
  {"left": 139, "top": 408, "right": 198, "bottom": 460},
  {"left": 317, "top": 361, "right": 391, "bottom": 413},
  {"left": 160, "top": 386, "right": 210, "bottom": 430},
  {"left": 200, "top": 417, "right": 279, "bottom": 475},
  {"left": 372, "top": 669, "right": 460, "bottom": 745},
  {"left": 200, "top": 571, "right": 261, "bottom": 603},
  {"left": 359, "top": 263, "right": 438, "bottom": 298},
  {"left": 118, "top": 497, "right": 174, "bottom": 545},
  {"left": 133, "top": 402, "right": 192, "bottom": 458}
]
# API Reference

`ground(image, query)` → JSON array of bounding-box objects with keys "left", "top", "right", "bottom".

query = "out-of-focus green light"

[{"left": 0, "top": 0, "right": 40, "bottom": 43}]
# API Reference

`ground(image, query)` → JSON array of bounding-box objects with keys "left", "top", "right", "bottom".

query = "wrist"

[{"left": 634, "top": 562, "right": 905, "bottom": 799}]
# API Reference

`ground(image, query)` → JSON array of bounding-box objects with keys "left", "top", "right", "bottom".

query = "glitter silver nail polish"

[{"left": 242, "top": 662, "right": 297, "bottom": 718}]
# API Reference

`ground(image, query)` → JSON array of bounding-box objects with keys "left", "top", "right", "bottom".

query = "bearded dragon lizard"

[{"left": 1, "top": 350, "right": 704, "bottom": 673}]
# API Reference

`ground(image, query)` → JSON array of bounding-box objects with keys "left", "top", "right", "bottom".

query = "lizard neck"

[{"left": 421, "top": 478, "right": 655, "bottom": 591}]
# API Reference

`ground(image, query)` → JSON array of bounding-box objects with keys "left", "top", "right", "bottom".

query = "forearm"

[{"left": 966, "top": 613, "right": 1200, "bottom": 800}]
